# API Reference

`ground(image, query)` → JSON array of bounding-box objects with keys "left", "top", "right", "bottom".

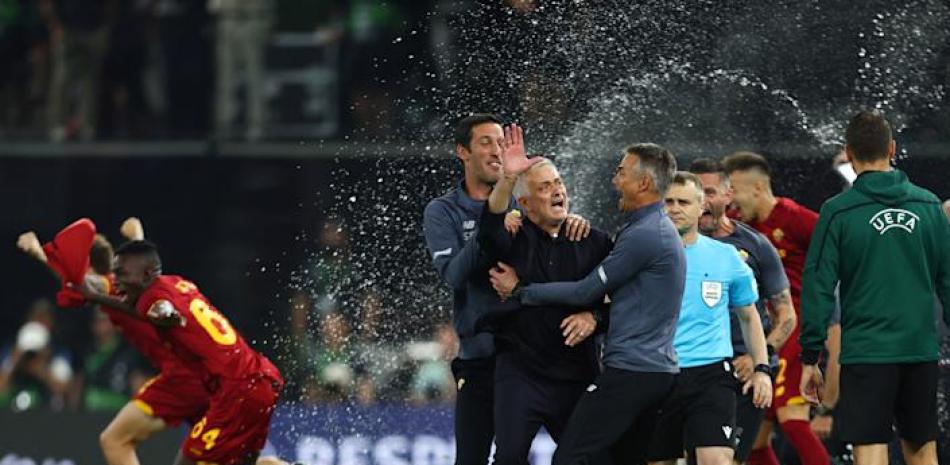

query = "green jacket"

[{"left": 800, "top": 169, "right": 950, "bottom": 365}]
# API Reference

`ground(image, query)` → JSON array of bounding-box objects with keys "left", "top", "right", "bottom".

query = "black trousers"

[
  {"left": 493, "top": 356, "right": 591, "bottom": 465},
  {"left": 552, "top": 367, "right": 676, "bottom": 465},
  {"left": 452, "top": 357, "right": 495, "bottom": 465}
]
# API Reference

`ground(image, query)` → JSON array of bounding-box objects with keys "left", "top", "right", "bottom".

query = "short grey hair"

[
  {"left": 513, "top": 158, "right": 557, "bottom": 198},
  {"left": 625, "top": 143, "right": 677, "bottom": 195}
]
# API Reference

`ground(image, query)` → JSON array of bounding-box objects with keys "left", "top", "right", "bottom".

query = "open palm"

[{"left": 501, "top": 124, "right": 540, "bottom": 175}]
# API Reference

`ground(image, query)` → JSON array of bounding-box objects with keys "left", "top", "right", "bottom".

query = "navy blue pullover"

[{"left": 423, "top": 182, "right": 516, "bottom": 359}]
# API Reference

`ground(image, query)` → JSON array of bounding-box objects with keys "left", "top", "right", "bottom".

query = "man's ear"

[
  {"left": 754, "top": 176, "right": 770, "bottom": 195},
  {"left": 844, "top": 145, "right": 856, "bottom": 164},
  {"left": 886, "top": 140, "right": 896, "bottom": 162},
  {"left": 456, "top": 144, "right": 470, "bottom": 163},
  {"left": 722, "top": 185, "right": 734, "bottom": 202},
  {"left": 642, "top": 172, "right": 657, "bottom": 195},
  {"left": 146, "top": 265, "right": 161, "bottom": 281},
  {"left": 517, "top": 194, "right": 528, "bottom": 208}
]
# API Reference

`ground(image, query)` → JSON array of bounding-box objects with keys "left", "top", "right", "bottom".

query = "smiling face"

[
  {"left": 456, "top": 122, "right": 504, "bottom": 185},
  {"left": 112, "top": 254, "right": 159, "bottom": 303},
  {"left": 518, "top": 163, "right": 569, "bottom": 229},
  {"left": 664, "top": 180, "right": 703, "bottom": 236},
  {"left": 696, "top": 172, "right": 732, "bottom": 234},
  {"left": 727, "top": 169, "right": 766, "bottom": 223},
  {"left": 612, "top": 153, "right": 648, "bottom": 212}
]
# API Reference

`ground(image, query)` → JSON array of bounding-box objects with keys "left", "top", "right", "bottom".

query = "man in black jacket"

[{"left": 478, "top": 124, "right": 612, "bottom": 465}]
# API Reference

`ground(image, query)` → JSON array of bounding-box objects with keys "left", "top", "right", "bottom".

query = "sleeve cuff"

[
  {"left": 520, "top": 284, "right": 535, "bottom": 306},
  {"left": 800, "top": 348, "right": 821, "bottom": 365},
  {"left": 732, "top": 297, "right": 758, "bottom": 309}
]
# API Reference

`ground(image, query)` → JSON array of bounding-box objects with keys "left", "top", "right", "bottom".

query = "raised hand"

[
  {"left": 17, "top": 232, "right": 48, "bottom": 263},
  {"left": 504, "top": 210, "right": 523, "bottom": 236},
  {"left": 500, "top": 124, "right": 540, "bottom": 176},
  {"left": 120, "top": 217, "right": 145, "bottom": 241}
]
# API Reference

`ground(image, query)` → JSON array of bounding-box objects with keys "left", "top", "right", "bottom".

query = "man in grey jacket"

[{"left": 491, "top": 143, "right": 686, "bottom": 465}]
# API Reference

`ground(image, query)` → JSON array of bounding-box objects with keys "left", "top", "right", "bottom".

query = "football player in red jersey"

[
  {"left": 18, "top": 219, "right": 214, "bottom": 465},
  {"left": 722, "top": 152, "right": 828, "bottom": 465},
  {"left": 80, "top": 239, "right": 285, "bottom": 465}
]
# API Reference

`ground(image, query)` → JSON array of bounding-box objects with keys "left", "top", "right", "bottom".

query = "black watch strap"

[
  {"left": 754, "top": 363, "right": 772, "bottom": 376},
  {"left": 801, "top": 349, "right": 821, "bottom": 365},
  {"left": 510, "top": 282, "right": 524, "bottom": 299},
  {"left": 815, "top": 405, "right": 834, "bottom": 416}
]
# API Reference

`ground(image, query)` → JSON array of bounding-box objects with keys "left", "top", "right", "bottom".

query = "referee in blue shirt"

[
  {"left": 690, "top": 158, "right": 797, "bottom": 463},
  {"left": 647, "top": 172, "right": 773, "bottom": 465}
]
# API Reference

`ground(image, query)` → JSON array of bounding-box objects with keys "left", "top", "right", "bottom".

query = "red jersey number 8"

[{"left": 189, "top": 298, "right": 237, "bottom": 345}]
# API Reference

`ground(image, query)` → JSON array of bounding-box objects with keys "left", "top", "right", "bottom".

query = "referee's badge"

[{"left": 701, "top": 281, "right": 723, "bottom": 307}]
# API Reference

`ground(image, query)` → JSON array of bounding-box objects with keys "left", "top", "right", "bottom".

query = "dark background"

[{"left": 3, "top": 149, "right": 947, "bottom": 356}]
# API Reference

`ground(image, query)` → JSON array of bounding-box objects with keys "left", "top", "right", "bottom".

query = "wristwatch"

[
  {"left": 753, "top": 363, "right": 772, "bottom": 376},
  {"left": 510, "top": 282, "right": 524, "bottom": 300}
]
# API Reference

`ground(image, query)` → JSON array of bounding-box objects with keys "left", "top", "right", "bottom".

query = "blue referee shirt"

[{"left": 676, "top": 235, "right": 759, "bottom": 368}]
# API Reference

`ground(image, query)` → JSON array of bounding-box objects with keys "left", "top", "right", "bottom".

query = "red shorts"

[
  {"left": 182, "top": 371, "right": 284, "bottom": 465},
  {"left": 133, "top": 371, "right": 211, "bottom": 427},
  {"left": 767, "top": 333, "right": 807, "bottom": 418}
]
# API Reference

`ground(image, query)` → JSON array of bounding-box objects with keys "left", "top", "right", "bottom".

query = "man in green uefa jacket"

[{"left": 799, "top": 110, "right": 950, "bottom": 465}]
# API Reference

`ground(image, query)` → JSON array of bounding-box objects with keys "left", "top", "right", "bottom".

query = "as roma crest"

[{"left": 772, "top": 228, "right": 785, "bottom": 242}]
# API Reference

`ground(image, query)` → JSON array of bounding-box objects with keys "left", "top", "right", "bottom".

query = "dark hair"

[
  {"left": 688, "top": 157, "right": 728, "bottom": 186},
  {"left": 624, "top": 143, "right": 677, "bottom": 195},
  {"left": 688, "top": 157, "right": 722, "bottom": 175},
  {"left": 722, "top": 151, "right": 771, "bottom": 177},
  {"left": 845, "top": 110, "right": 892, "bottom": 162},
  {"left": 89, "top": 234, "right": 114, "bottom": 275},
  {"left": 114, "top": 240, "right": 160, "bottom": 259},
  {"left": 454, "top": 113, "right": 504, "bottom": 149}
]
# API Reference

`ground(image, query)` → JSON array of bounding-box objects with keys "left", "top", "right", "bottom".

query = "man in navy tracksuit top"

[
  {"left": 423, "top": 114, "right": 589, "bottom": 465},
  {"left": 476, "top": 125, "right": 612, "bottom": 465}
]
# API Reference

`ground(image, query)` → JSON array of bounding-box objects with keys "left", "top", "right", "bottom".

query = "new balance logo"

[{"left": 869, "top": 209, "right": 919, "bottom": 235}]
